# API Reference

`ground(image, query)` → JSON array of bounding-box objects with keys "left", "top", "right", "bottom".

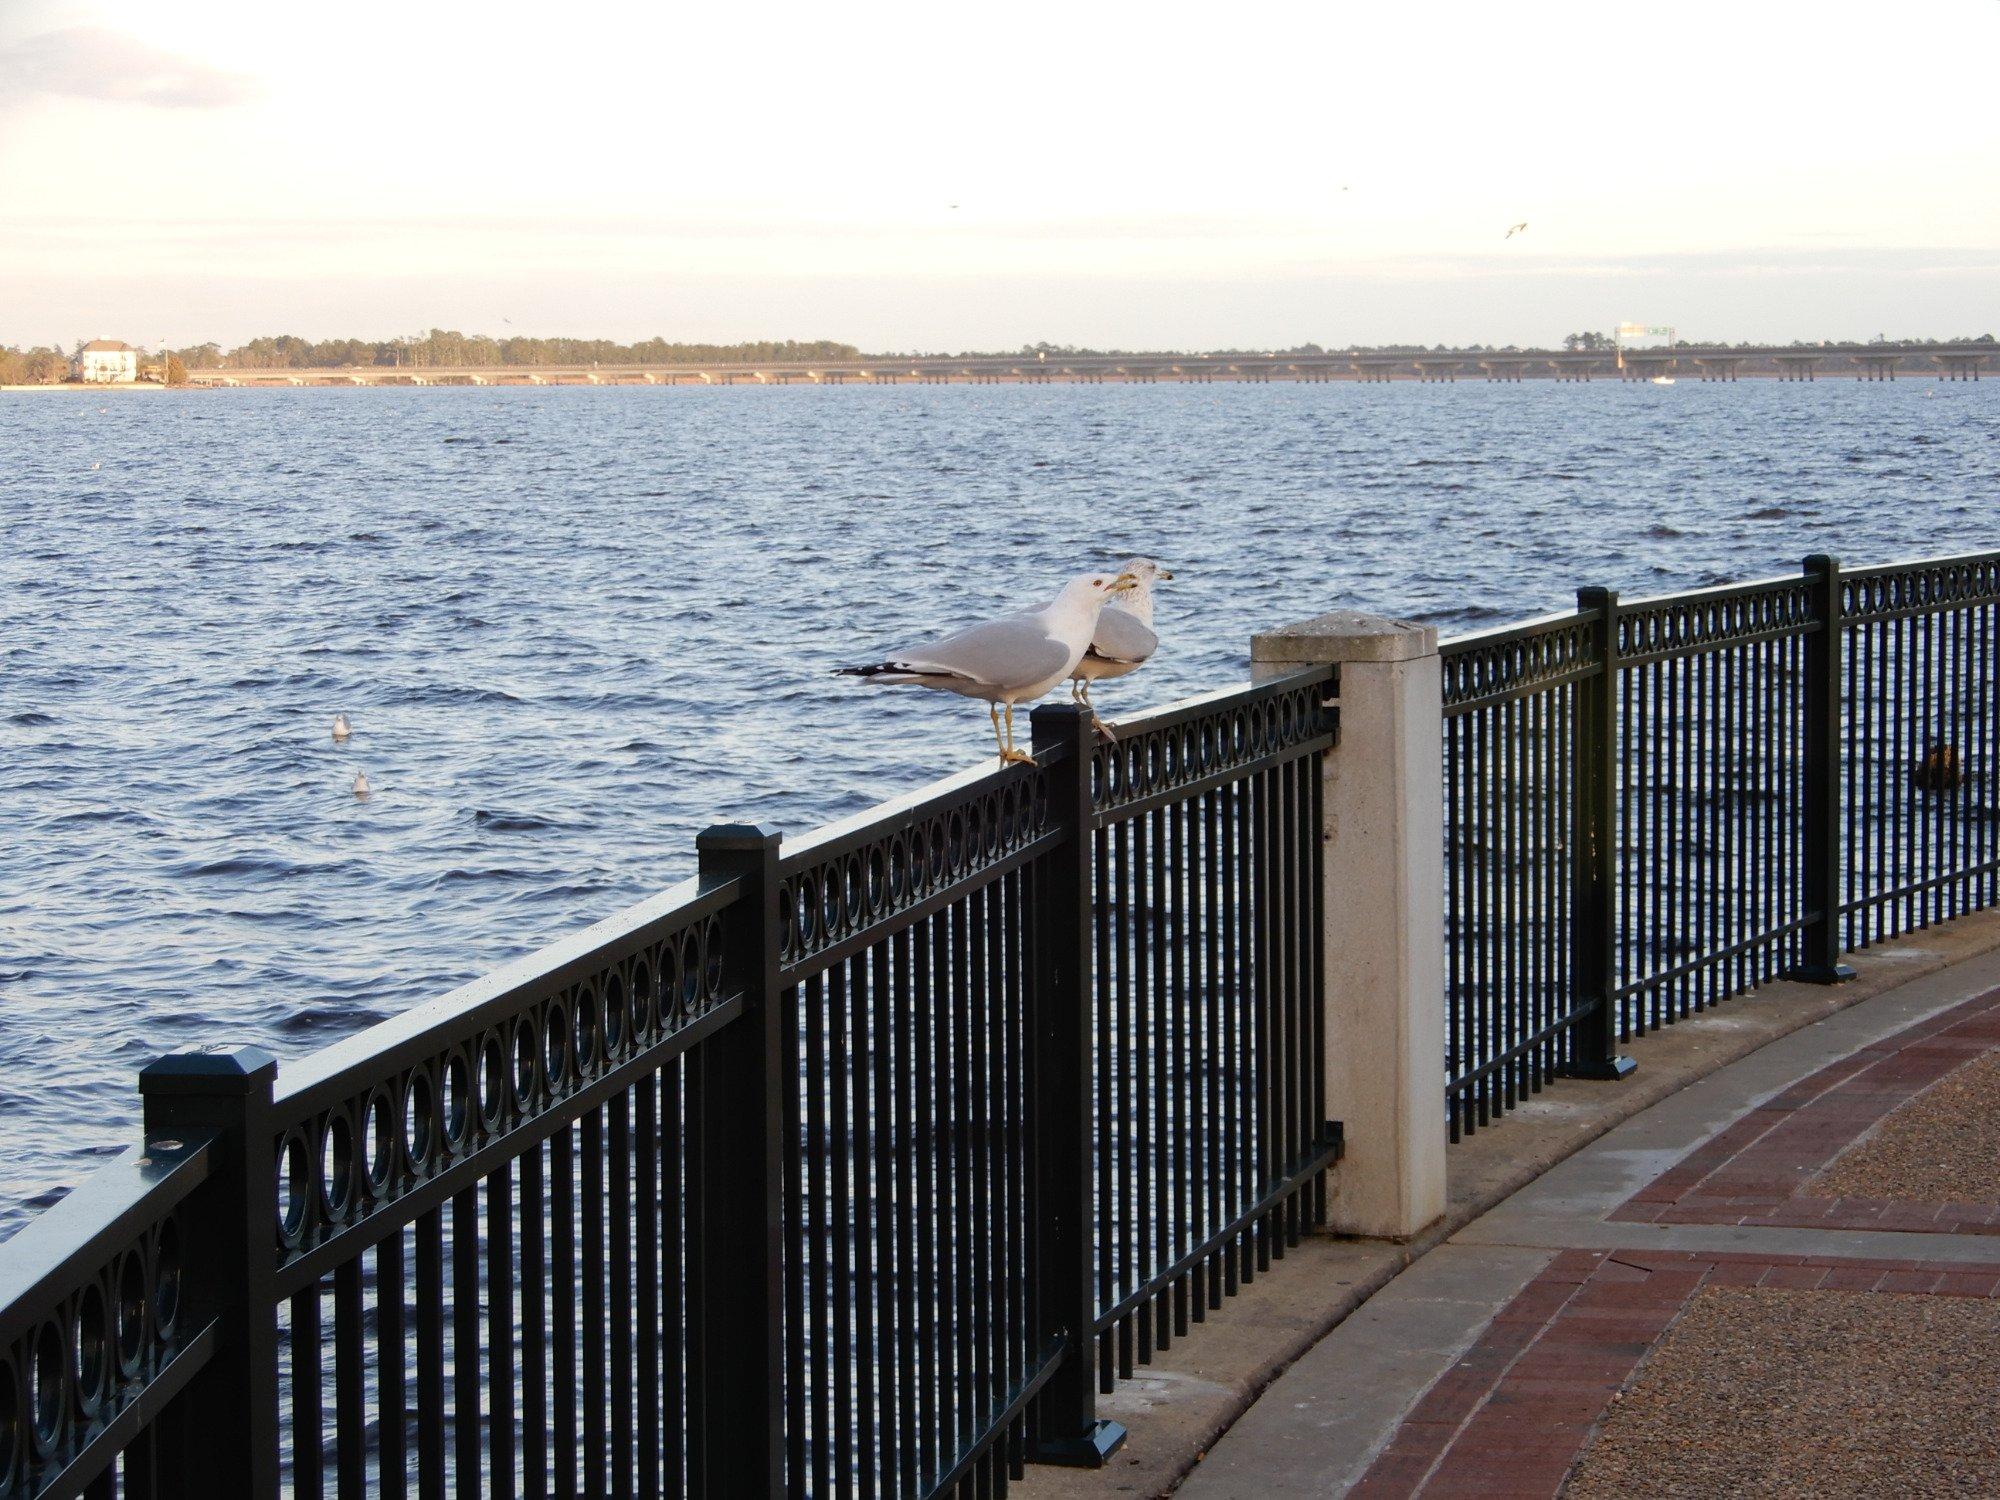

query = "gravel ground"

[
  {"left": 1565, "top": 1285, "right": 2000, "bottom": 1498},
  {"left": 1807, "top": 1049, "right": 2000, "bottom": 1204}
]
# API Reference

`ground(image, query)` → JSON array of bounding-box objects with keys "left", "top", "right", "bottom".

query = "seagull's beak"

[
  {"left": 1155, "top": 568, "right": 1175, "bottom": 582},
  {"left": 1109, "top": 571, "right": 1141, "bottom": 594}
]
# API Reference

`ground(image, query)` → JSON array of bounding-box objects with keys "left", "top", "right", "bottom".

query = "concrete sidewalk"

[{"left": 1179, "top": 939, "right": 2000, "bottom": 1498}]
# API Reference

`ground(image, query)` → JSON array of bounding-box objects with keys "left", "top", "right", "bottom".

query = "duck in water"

[{"left": 1913, "top": 743, "right": 1961, "bottom": 793}]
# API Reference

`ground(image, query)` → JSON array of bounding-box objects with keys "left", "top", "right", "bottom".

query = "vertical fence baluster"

[
  {"left": 855, "top": 953, "right": 879, "bottom": 1499},
  {"left": 490, "top": 1162, "right": 519, "bottom": 1500},
  {"left": 293, "top": 1286, "right": 325, "bottom": 1500},
  {"left": 378, "top": 1231, "right": 409, "bottom": 1496},
  {"left": 608, "top": 1094, "right": 632, "bottom": 1500},
  {"left": 550, "top": 1123, "right": 577, "bottom": 1499},
  {"left": 1093, "top": 816, "right": 1118, "bottom": 1390},
  {"left": 912, "top": 924, "right": 937, "bottom": 1491},
  {"left": 521, "top": 1144, "right": 547, "bottom": 1499},
  {"left": 333, "top": 1257, "right": 364, "bottom": 1500},
  {"left": 661, "top": 1058, "right": 685, "bottom": 1495},
  {"left": 580, "top": 1106, "right": 606, "bottom": 1500},
  {"left": 450, "top": 1185, "right": 480, "bottom": 1500},
  {"left": 635, "top": 1072, "right": 659, "bottom": 1497},
  {"left": 416, "top": 1205, "right": 447, "bottom": 1500}
]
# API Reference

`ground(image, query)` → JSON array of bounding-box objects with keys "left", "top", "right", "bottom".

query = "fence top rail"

[
  {"left": 1841, "top": 548, "right": 2000, "bottom": 584},
  {"left": 1613, "top": 569, "right": 1810, "bottom": 617},
  {"left": 0, "top": 1134, "right": 213, "bottom": 1350},
  {"left": 1439, "top": 606, "right": 1587, "bottom": 657},
  {"left": 1441, "top": 609, "right": 1594, "bottom": 713},
  {"left": 1090, "top": 665, "right": 1337, "bottom": 823},
  {"left": 1097, "top": 662, "right": 1336, "bottom": 739},
  {"left": 777, "top": 747, "right": 1061, "bottom": 977},
  {"left": 274, "top": 870, "right": 742, "bottom": 1121},
  {"left": 777, "top": 744, "right": 1059, "bottom": 875}
]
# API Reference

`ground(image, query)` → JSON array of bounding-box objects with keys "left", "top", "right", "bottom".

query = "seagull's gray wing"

[
  {"left": 889, "top": 614, "right": 1073, "bottom": 691},
  {"left": 1088, "top": 607, "right": 1158, "bottom": 667}
]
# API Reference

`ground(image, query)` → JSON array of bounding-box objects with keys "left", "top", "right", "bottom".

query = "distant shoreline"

[
  {"left": 4, "top": 372, "right": 1987, "bottom": 391},
  {"left": 4, "top": 342, "right": 1992, "bottom": 391}
]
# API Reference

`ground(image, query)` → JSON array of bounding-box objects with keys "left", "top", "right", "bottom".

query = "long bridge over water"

[{"left": 196, "top": 342, "right": 1995, "bottom": 389}]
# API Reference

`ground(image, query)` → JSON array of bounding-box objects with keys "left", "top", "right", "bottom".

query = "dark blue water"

[{"left": 1, "top": 381, "right": 1993, "bottom": 1235}]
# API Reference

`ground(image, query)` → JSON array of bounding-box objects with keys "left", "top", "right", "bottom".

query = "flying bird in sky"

[{"left": 1505, "top": 222, "right": 1529, "bottom": 239}]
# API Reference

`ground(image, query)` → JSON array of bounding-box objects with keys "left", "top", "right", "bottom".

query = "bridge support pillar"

[{"left": 1253, "top": 613, "right": 1446, "bottom": 1240}]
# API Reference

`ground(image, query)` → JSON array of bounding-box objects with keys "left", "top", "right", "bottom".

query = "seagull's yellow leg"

[
  {"left": 1068, "top": 676, "right": 1086, "bottom": 704},
  {"left": 1079, "top": 679, "right": 1116, "bottom": 742},
  {"left": 999, "top": 701, "right": 1036, "bottom": 765},
  {"left": 989, "top": 701, "right": 1008, "bottom": 764}
]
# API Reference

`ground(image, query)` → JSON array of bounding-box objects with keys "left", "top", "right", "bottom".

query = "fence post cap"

[
  {"left": 1028, "top": 701, "right": 1090, "bottom": 725},
  {"left": 1253, "top": 611, "right": 1436, "bottom": 664},
  {"left": 695, "top": 823, "right": 781, "bottom": 852},
  {"left": 138, "top": 1045, "right": 277, "bottom": 1095}
]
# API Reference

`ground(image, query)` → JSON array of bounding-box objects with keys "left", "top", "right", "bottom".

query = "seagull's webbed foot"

[
  {"left": 1091, "top": 714, "right": 1117, "bottom": 743},
  {"left": 995, "top": 702, "right": 1037, "bottom": 767}
]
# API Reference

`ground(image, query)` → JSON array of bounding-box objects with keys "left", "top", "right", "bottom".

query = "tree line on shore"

[{"left": 187, "top": 332, "right": 867, "bottom": 371}]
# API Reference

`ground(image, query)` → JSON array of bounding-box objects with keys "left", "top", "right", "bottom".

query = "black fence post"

[
  {"left": 1568, "top": 589, "right": 1636, "bottom": 1080},
  {"left": 1026, "top": 703, "right": 1126, "bottom": 1467},
  {"left": 1794, "top": 555, "right": 1856, "bottom": 983},
  {"left": 695, "top": 825, "right": 787, "bottom": 1498},
  {"left": 137, "top": 1045, "right": 281, "bottom": 1497}
]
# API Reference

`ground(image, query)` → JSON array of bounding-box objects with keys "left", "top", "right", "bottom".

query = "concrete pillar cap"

[{"left": 1253, "top": 611, "right": 1438, "bottom": 665}]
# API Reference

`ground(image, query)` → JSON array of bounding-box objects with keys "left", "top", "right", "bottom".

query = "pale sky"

[{"left": 3, "top": 0, "right": 1997, "bottom": 350}]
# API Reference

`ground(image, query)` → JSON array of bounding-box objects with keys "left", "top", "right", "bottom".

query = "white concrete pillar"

[{"left": 1254, "top": 612, "right": 1446, "bottom": 1240}]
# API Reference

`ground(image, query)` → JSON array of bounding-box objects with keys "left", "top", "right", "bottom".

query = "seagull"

[
  {"left": 352, "top": 772, "right": 371, "bottom": 798},
  {"left": 1505, "top": 222, "right": 1528, "bottom": 239},
  {"left": 837, "top": 570, "right": 1140, "bottom": 764},
  {"left": 331, "top": 713, "right": 352, "bottom": 741},
  {"left": 1071, "top": 558, "right": 1173, "bottom": 734}
]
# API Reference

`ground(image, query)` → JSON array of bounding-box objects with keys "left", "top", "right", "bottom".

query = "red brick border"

[
  {"left": 1610, "top": 986, "right": 2000, "bottom": 1235},
  {"left": 1351, "top": 1247, "right": 2000, "bottom": 1498}
]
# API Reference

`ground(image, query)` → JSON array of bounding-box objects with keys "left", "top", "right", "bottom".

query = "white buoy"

[
  {"left": 332, "top": 714, "right": 352, "bottom": 741},
  {"left": 353, "top": 773, "right": 371, "bottom": 798}
]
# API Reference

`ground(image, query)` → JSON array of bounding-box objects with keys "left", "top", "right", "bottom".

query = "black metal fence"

[
  {"left": 1442, "top": 550, "right": 2000, "bottom": 1140},
  {"left": 0, "top": 673, "right": 1338, "bottom": 1500}
]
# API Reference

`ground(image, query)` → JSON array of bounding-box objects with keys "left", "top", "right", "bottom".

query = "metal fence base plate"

[{"left": 1032, "top": 1420, "right": 1129, "bottom": 1468}]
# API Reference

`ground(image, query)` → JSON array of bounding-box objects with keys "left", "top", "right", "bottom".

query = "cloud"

[{"left": 0, "top": 25, "right": 257, "bottom": 109}]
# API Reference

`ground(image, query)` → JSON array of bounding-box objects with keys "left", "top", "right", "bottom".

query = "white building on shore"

[{"left": 74, "top": 340, "right": 139, "bottom": 383}]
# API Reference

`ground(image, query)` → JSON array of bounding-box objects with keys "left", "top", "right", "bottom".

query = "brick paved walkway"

[
  {"left": 1183, "top": 946, "right": 2000, "bottom": 1499},
  {"left": 1613, "top": 986, "right": 2000, "bottom": 1237},
  {"left": 1350, "top": 1248, "right": 2000, "bottom": 1497}
]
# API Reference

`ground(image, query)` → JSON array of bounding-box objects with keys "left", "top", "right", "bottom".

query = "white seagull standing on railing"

[
  {"left": 1071, "top": 557, "right": 1173, "bottom": 735},
  {"left": 837, "top": 569, "right": 1140, "bottom": 765}
]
